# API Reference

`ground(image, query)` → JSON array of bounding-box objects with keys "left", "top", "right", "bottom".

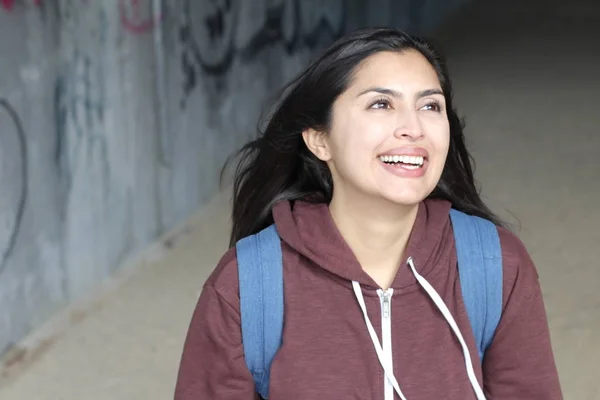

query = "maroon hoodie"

[{"left": 175, "top": 198, "right": 563, "bottom": 399}]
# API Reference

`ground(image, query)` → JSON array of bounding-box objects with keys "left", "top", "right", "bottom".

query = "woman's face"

[{"left": 304, "top": 50, "right": 451, "bottom": 207}]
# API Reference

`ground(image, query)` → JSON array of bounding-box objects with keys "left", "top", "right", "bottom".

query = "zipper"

[
  {"left": 379, "top": 288, "right": 394, "bottom": 400},
  {"left": 353, "top": 282, "right": 406, "bottom": 400}
]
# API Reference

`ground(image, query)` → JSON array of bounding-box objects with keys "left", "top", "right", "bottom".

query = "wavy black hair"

[{"left": 223, "top": 27, "right": 502, "bottom": 246}]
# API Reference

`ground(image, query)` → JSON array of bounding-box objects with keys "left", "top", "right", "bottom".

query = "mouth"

[{"left": 378, "top": 155, "right": 425, "bottom": 170}]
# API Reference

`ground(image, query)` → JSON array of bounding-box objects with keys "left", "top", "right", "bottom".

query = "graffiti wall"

[{"left": 0, "top": 0, "right": 471, "bottom": 356}]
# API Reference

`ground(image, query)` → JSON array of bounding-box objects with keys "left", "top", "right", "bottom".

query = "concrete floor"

[{"left": 1, "top": 0, "right": 599, "bottom": 398}]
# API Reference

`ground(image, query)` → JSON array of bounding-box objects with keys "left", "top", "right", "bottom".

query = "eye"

[
  {"left": 420, "top": 101, "right": 443, "bottom": 112},
  {"left": 369, "top": 97, "right": 392, "bottom": 110}
]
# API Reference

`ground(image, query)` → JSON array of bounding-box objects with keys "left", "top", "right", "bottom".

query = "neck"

[{"left": 328, "top": 191, "right": 419, "bottom": 287}]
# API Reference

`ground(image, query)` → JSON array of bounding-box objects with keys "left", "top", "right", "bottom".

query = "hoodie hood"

[
  {"left": 272, "top": 198, "right": 490, "bottom": 399},
  {"left": 271, "top": 198, "right": 454, "bottom": 291}
]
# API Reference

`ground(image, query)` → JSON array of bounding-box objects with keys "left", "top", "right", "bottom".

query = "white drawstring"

[
  {"left": 352, "top": 257, "right": 486, "bottom": 400},
  {"left": 352, "top": 281, "right": 408, "bottom": 400},
  {"left": 406, "top": 257, "right": 486, "bottom": 400}
]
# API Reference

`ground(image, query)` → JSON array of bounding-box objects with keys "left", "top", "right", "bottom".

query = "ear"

[{"left": 302, "top": 128, "right": 332, "bottom": 161}]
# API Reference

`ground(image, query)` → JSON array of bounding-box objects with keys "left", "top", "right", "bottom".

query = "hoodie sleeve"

[
  {"left": 482, "top": 228, "right": 563, "bottom": 399},
  {"left": 174, "top": 262, "right": 259, "bottom": 399}
]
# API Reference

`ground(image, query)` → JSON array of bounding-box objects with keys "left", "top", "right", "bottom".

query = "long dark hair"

[{"left": 223, "top": 27, "right": 503, "bottom": 247}]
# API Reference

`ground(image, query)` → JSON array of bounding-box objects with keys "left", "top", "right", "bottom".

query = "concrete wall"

[{"left": 0, "top": 0, "right": 470, "bottom": 357}]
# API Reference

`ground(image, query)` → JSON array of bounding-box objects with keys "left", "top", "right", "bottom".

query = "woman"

[{"left": 174, "top": 27, "right": 562, "bottom": 399}]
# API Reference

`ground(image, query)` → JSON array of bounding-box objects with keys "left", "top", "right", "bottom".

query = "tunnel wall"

[{"left": 0, "top": 0, "right": 470, "bottom": 356}]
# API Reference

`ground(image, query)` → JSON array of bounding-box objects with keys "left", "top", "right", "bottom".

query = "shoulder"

[
  {"left": 496, "top": 226, "right": 541, "bottom": 308},
  {"left": 203, "top": 246, "right": 241, "bottom": 306}
]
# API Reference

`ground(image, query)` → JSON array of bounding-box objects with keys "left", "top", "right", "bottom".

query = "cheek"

[
  {"left": 349, "top": 119, "right": 389, "bottom": 153},
  {"left": 437, "top": 133, "right": 451, "bottom": 159},
  {"left": 330, "top": 120, "right": 383, "bottom": 162},
  {"left": 429, "top": 122, "right": 451, "bottom": 158}
]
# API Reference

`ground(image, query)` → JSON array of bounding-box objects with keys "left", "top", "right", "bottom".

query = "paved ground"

[{"left": 0, "top": 0, "right": 598, "bottom": 398}]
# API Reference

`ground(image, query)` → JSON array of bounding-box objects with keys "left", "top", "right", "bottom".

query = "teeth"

[{"left": 379, "top": 155, "right": 424, "bottom": 166}]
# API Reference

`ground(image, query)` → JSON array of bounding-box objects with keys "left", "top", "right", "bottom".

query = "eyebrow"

[{"left": 357, "top": 87, "right": 444, "bottom": 99}]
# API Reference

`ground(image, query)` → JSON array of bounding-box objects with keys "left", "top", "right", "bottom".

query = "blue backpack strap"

[
  {"left": 235, "top": 224, "right": 284, "bottom": 399},
  {"left": 449, "top": 209, "right": 503, "bottom": 362}
]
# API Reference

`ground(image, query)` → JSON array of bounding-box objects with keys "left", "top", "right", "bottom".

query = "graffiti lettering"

[
  {"left": 1, "top": 0, "right": 42, "bottom": 11},
  {"left": 2, "top": 0, "right": 160, "bottom": 35},
  {"left": 185, "top": 0, "right": 344, "bottom": 72},
  {"left": 1, "top": 0, "right": 14, "bottom": 10},
  {"left": 120, "top": 0, "right": 163, "bottom": 34},
  {"left": 54, "top": 51, "right": 108, "bottom": 189},
  {"left": 0, "top": 99, "right": 27, "bottom": 276},
  {"left": 179, "top": 0, "right": 345, "bottom": 105}
]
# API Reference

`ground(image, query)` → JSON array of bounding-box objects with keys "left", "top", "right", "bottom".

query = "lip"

[{"left": 378, "top": 147, "right": 429, "bottom": 159}]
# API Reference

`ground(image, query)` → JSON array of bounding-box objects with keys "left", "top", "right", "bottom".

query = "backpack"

[{"left": 235, "top": 208, "right": 503, "bottom": 399}]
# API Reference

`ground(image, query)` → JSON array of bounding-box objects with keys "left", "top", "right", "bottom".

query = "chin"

[
  {"left": 379, "top": 188, "right": 433, "bottom": 207},
  {"left": 371, "top": 169, "right": 441, "bottom": 207}
]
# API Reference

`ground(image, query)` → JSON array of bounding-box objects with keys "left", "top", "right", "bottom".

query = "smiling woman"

[{"left": 175, "top": 27, "right": 563, "bottom": 400}]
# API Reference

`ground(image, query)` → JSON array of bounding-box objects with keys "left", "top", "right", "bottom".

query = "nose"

[{"left": 393, "top": 110, "right": 424, "bottom": 141}]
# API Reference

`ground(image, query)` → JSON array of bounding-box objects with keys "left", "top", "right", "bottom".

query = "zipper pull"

[{"left": 383, "top": 292, "right": 391, "bottom": 319}]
